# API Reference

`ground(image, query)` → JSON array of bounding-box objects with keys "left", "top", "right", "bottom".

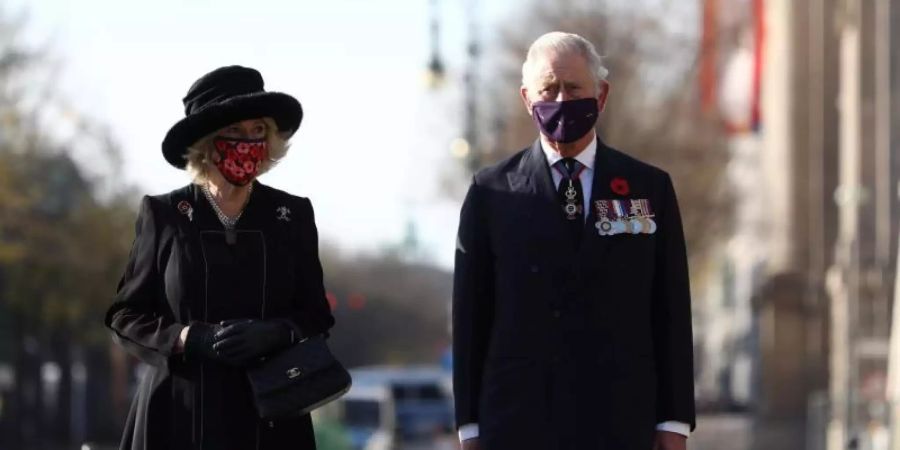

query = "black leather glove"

[
  {"left": 183, "top": 322, "right": 239, "bottom": 365},
  {"left": 212, "top": 319, "right": 291, "bottom": 364}
]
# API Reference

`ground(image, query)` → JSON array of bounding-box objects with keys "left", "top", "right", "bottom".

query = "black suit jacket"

[
  {"left": 105, "top": 182, "right": 334, "bottom": 450},
  {"left": 452, "top": 139, "right": 695, "bottom": 450}
]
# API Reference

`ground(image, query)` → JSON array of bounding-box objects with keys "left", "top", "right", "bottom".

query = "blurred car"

[
  {"left": 344, "top": 365, "right": 457, "bottom": 450},
  {"left": 316, "top": 382, "right": 395, "bottom": 450}
]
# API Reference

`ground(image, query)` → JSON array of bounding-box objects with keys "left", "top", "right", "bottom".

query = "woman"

[{"left": 105, "top": 65, "right": 335, "bottom": 450}]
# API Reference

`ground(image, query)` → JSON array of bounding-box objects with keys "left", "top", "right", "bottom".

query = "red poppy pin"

[
  {"left": 177, "top": 200, "right": 194, "bottom": 222},
  {"left": 610, "top": 177, "right": 630, "bottom": 196}
]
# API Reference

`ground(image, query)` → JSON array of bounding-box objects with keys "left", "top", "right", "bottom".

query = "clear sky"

[{"left": 9, "top": 0, "right": 519, "bottom": 268}]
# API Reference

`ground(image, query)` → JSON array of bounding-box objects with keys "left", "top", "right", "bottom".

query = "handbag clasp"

[{"left": 286, "top": 367, "right": 303, "bottom": 379}]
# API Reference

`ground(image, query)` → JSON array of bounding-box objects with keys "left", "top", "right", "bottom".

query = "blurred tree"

[
  {"left": 0, "top": 6, "right": 136, "bottom": 448},
  {"left": 321, "top": 247, "right": 452, "bottom": 368},
  {"left": 455, "top": 0, "right": 733, "bottom": 263}
]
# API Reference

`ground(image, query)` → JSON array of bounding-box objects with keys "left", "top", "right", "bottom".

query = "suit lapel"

[
  {"left": 507, "top": 139, "right": 575, "bottom": 259},
  {"left": 506, "top": 138, "right": 635, "bottom": 264},
  {"left": 165, "top": 184, "right": 207, "bottom": 323},
  {"left": 508, "top": 140, "right": 575, "bottom": 247},
  {"left": 508, "top": 140, "right": 558, "bottom": 202}
]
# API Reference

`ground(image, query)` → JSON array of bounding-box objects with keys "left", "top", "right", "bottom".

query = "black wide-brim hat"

[{"left": 162, "top": 65, "right": 303, "bottom": 169}]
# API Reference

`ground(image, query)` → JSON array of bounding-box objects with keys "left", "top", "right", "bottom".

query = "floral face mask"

[{"left": 212, "top": 137, "right": 268, "bottom": 186}]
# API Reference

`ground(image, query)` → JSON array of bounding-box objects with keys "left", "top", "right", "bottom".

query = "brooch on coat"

[
  {"left": 276, "top": 206, "right": 291, "bottom": 222},
  {"left": 177, "top": 200, "right": 194, "bottom": 222},
  {"left": 594, "top": 199, "right": 657, "bottom": 236},
  {"left": 610, "top": 177, "right": 631, "bottom": 196}
]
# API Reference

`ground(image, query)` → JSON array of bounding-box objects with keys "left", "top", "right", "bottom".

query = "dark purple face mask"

[{"left": 531, "top": 97, "right": 599, "bottom": 143}]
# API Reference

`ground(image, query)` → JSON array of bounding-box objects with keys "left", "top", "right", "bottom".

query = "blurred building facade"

[{"left": 696, "top": 0, "right": 900, "bottom": 448}]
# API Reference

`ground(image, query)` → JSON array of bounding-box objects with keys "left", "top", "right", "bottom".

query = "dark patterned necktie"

[{"left": 555, "top": 158, "right": 584, "bottom": 245}]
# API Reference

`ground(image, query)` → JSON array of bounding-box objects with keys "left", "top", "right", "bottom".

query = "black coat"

[
  {"left": 105, "top": 182, "right": 335, "bottom": 450},
  {"left": 452, "top": 139, "right": 695, "bottom": 450}
]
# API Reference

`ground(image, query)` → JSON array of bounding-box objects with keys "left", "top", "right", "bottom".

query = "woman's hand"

[
  {"left": 213, "top": 319, "right": 291, "bottom": 364},
  {"left": 183, "top": 322, "right": 239, "bottom": 365}
]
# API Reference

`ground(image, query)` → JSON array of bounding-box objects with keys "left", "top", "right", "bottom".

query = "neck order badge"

[{"left": 554, "top": 160, "right": 587, "bottom": 221}]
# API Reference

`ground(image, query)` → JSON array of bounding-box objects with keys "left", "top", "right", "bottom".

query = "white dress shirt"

[{"left": 458, "top": 135, "right": 690, "bottom": 442}]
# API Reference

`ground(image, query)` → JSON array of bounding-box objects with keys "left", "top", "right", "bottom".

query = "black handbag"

[{"left": 246, "top": 335, "right": 352, "bottom": 420}]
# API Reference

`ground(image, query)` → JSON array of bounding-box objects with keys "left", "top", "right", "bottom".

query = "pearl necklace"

[{"left": 202, "top": 183, "right": 253, "bottom": 229}]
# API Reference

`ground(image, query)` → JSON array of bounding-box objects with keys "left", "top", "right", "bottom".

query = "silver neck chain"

[{"left": 202, "top": 183, "right": 253, "bottom": 229}]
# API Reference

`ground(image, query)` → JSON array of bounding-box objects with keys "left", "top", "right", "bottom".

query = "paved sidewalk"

[{"left": 691, "top": 414, "right": 753, "bottom": 450}]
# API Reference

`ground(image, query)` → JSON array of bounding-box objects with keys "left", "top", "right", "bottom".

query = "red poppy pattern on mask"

[{"left": 212, "top": 137, "right": 268, "bottom": 186}]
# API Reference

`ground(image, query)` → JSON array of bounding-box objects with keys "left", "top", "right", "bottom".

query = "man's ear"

[
  {"left": 597, "top": 80, "right": 611, "bottom": 113},
  {"left": 520, "top": 85, "right": 533, "bottom": 116}
]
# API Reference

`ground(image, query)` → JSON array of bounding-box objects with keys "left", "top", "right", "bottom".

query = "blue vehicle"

[
  {"left": 326, "top": 365, "right": 456, "bottom": 450},
  {"left": 315, "top": 383, "right": 395, "bottom": 450}
]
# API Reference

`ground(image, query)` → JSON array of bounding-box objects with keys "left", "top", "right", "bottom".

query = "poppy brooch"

[
  {"left": 177, "top": 200, "right": 194, "bottom": 222},
  {"left": 610, "top": 177, "right": 630, "bottom": 196}
]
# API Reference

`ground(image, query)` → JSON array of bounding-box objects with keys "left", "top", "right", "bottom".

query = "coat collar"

[
  {"left": 540, "top": 135, "right": 598, "bottom": 171},
  {"left": 167, "top": 181, "right": 288, "bottom": 322},
  {"left": 511, "top": 139, "right": 558, "bottom": 202},
  {"left": 510, "top": 136, "right": 619, "bottom": 204},
  {"left": 185, "top": 180, "right": 281, "bottom": 231}
]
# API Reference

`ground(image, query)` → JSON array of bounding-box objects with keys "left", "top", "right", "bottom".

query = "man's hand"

[
  {"left": 653, "top": 431, "right": 687, "bottom": 450},
  {"left": 461, "top": 438, "right": 480, "bottom": 450}
]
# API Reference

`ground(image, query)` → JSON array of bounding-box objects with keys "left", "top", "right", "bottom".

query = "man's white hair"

[{"left": 521, "top": 31, "right": 609, "bottom": 88}]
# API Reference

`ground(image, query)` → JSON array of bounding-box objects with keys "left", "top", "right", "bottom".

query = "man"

[{"left": 452, "top": 32, "right": 695, "bottom": 450}]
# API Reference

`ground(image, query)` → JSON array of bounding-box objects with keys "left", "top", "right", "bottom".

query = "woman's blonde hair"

[{"left": 184, "top": 117, "right": 290, "bottom": 185}]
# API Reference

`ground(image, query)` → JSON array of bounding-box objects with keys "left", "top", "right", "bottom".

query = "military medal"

[
  {"left": 594, "top": 200, "right": 614, "bottom": 235},
  {"left": 630, "top": 199, "right": 657, "bottom": 235},
  {"left": 637, "top": 216, "right": 652, "bottom": 232},
  {"left": 642, "top": 217, "right": 657, "bottom": 234},
  {"left": 625, "top": 199, "right": 643, "bottom": 234},
  {"left": 596, "top": 219, "right": 614, "bottom": 234},
  {"left": 629, "top": 199, "right": 647, "bottom": 217},
  {"left": 595, "top": 200, "right": 628, "bottom": 236},
  {"left": 612, "top": 200, "right": 629, "bottom": 232},
  {"left": 595, "top": 198, "right": 658, "bottom": 236},
  {"left": 611, "top": 219, "right": 628, "bottom": 235},
  {"left": 628, "top": 217, "right": 643, "bottom": 234}
]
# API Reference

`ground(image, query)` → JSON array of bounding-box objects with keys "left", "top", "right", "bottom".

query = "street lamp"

[
  {"left": 424, "top": 0, "right": 482, "bottom": 174},
  {"left": 424, "top": 0, "right": 445, "bottom": 90}
]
